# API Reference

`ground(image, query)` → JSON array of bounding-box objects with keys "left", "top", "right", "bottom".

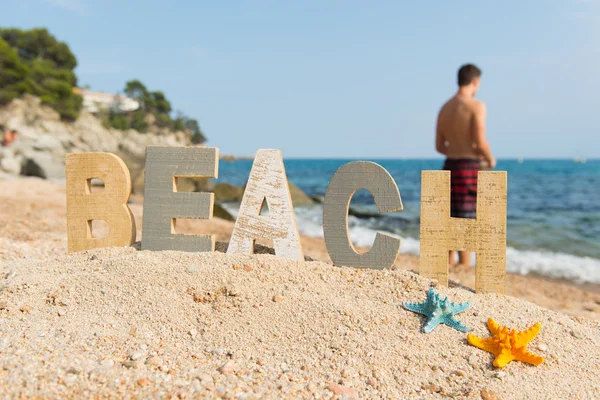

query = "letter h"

[{"left": 419, "top": 171, "right": 507, "bottom": 294}]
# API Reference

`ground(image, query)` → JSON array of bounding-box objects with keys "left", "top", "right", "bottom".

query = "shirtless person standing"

[{"left": 435, "top": 64, "right": 496, "bottom": 266}]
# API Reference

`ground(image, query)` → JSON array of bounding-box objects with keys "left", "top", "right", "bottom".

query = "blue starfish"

[{"left": 403, "top": 288, "right": 471, "bottom": 333}]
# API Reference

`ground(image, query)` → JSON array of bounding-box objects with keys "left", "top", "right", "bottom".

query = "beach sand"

[{"left": 1, "top": 177, "right": 599, "bottom": 398}]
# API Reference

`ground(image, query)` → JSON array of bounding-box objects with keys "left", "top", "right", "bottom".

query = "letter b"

[{"left": 66, "top": 153, "right": 136, "bottom": 254}]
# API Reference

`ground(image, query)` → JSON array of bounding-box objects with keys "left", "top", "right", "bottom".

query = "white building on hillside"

[{"left": 73, "top": 88, "right": 140, "bottom": 114}]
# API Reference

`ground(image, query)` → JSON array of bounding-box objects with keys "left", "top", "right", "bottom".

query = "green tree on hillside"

[
  {"left": 0, "top": 27, "right": 82, "bottom": 120},
  {"left": 124, "top": 80, "right": 148, "bottom": 108},
  {"left": 1, "top": 28, "right": 77, "bottom": 70},
  {"left": 0, "top": 38, "right": 30, "bottom": 104},
  {"left": 185, "top": 118, "right": 206, "bottom": 144},
  {"left": 109, "top": 78, "right": 206, "bottom": 144}
]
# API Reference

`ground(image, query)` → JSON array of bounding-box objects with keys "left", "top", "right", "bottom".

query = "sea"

[{"left": 218, "top": 158, "right": 600, "bottom": 285}]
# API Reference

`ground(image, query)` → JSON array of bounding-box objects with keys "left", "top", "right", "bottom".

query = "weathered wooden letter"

[
  {"left": 66, "top": 152, "right": 136, "bottom": 254},
  {"left": 323, "top": 162, "right": 403, "bottom": 269},
  {"left": 142, "top": 146, "right": 218, "bottom": 252},
  {"left": 420, "top": 171, "right": 507, "bottom": 293},
  {"left": 227, "top": 149, "right": 303, "bottom": 260}
]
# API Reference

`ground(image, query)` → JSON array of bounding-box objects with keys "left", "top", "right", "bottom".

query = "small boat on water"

[
  {"left": 517, "top": 157, "right": 524, "bottom": 164},
  {"left": 573, "top": 156, "right": 587, "bottom": 164}
]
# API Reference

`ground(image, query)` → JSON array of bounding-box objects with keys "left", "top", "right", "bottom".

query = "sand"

[{"left": 1, "top": 176, "right": 600, "bottom": 398}]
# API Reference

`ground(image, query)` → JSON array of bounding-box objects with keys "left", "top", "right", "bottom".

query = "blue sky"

[{"left": 2, "top": 0, "right": 599, "bottom": 158}]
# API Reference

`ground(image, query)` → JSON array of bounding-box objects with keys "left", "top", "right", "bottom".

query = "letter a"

[
  {"left": 66, "top": 152, "right": 136, "bottom": 254},
  {"left": 142, "top": 146, "right": 219, "bottom": 252},
  {"left": 227, "top": 149, "right": 303, "bottom": 260},
  {"left": 323, "top": 161, "right": 403, "bottom": 269},
  {"left": 420, "top": 170, "right": 507, "bottom": 294}
]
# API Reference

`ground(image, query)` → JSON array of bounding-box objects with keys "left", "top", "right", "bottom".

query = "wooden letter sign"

[
  {"left": 227, "top": 149, "right": 304, "bottom": 260},
  {"left": 64, "top": 148, "right": 508, "bottom": 295},
  {"left": 142, "top": 146, "right": 219, "bottom": 252},
  {"left": 323, "top": 161, "right": 403, "bottom": 269},
  {"left": 420, "top": 171, "right": 507, "bottom": 294},
  {"left": 66, "top": 152, "right": 136, "bottom": 254}
]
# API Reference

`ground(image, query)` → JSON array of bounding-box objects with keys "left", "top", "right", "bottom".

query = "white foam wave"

[
  {"left": 222, "top": 203, "right": 600, "bottom": 284},
  {"left": 505, "top": 247, "right": 600, "bottom": 284}
]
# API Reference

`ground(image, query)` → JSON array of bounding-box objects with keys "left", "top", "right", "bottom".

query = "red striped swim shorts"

[{"left": 442, "top": 158, "right": 482, "bottom": 219}]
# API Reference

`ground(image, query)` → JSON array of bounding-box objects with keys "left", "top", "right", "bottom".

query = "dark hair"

[{"left": 457, "top": 64, "right": 482, "bottom": 86}]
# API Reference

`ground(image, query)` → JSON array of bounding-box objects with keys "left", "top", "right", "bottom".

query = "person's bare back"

[
  {"left": 436, "top": 65, "right": 495, "bottom": 168},
  {"left": 437, "top": 96, "right": 486, "bottom": 160}
]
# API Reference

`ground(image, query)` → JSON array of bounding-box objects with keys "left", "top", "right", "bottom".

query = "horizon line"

[{"left": 224, "top": 155, "right": 600, "bottom": 161}]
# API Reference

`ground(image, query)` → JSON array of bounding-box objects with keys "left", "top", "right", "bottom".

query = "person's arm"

[
  {"left": 472, "top": 102, "right": 496, "bottom": 168},
  {"left": 435, "top": 113, "right": 447, "bottom": 156}
]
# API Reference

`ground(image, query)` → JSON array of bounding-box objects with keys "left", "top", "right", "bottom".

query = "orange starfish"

[{"left": 467, "top": 318, "right": 544, "bottom": 368}]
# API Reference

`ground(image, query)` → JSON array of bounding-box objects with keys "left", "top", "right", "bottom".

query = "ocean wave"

[
  {"left": 504, "top": 248, "right": 600, "bottom": 284},
  {"left": 222, "top": 203, "right": 600, "bottom": 285},
  {"left": 339, "top": 225, "right": 600, "bottom": 284}
]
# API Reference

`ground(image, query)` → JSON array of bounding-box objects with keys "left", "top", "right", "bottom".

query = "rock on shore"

[{"left": 0, "top": 95, "right": 192, "bottom": 180}]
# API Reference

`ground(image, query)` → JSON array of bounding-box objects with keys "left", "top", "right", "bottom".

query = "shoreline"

[
  {"left": 214, "top": 157, "right": 600, "bottom": 283},
  {"left": 224, "top": 200, "right": 600, "bottom": 291},
  {"left": 527, "top": 271, "right": 600, "bottom": 294}
]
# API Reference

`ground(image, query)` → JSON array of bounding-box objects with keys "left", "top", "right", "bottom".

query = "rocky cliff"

[
  {"left": 0, "top": 95, "right": 194, "bottom": 186},
  {"left": 0, "top": 96, "right": 315, "bottom": 212}
]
